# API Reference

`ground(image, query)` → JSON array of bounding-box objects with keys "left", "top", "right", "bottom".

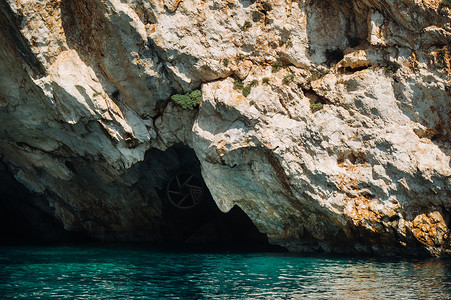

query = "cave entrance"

[
  {"left": 166, "top": 172, "right": 204, "bottom": 210},
  {"left": 156, "top": 144, "right": 281, "bottom": 252},
  {"left": 0, "top": 145, "right": 283, "bottom": 252},
  {"left": 0, "top": 161, "right": 89, "bottom": 245}
]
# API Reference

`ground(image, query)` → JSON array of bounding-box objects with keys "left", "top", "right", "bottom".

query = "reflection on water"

[{"left": 0, "top": 246, "right": 450, "bottom": 299}]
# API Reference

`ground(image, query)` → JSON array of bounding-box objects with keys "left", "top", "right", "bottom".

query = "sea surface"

[{"left": 0, "top": 246, "right": 450, "bottom": 299}]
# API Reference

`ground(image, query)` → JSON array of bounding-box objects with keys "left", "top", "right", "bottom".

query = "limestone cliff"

[{"left": 0, "top": 0, "right": 450, "bottom": 255}]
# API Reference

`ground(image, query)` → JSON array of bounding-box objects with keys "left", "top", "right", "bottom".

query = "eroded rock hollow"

[{"left": 0, "top": 0, "right": 450, "bottom": 255}]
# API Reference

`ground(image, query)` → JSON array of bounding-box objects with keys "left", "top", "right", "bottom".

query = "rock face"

[{"left": 0, "top": 0, "right": 450, "bottom": 255}]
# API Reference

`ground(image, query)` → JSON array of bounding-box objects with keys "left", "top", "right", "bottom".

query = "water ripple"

[{"left": 0, "top": 246, "right": 451, "bottom": 299}]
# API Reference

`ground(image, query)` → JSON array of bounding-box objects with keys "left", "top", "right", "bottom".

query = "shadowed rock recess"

[{"left": 0, "top": 0, "right": 450, "bottom": 256}]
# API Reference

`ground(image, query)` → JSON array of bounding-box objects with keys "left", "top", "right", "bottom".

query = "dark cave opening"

[
  {"left": 152, "top": 144, "right": 282, "bottom": 252},
  {"left": 0, "top": 146, "right": 283, "bottom": 252},
  {"left": 0, "top": 161, "right": 89, "bottom": 245},
  {"left": 325, "top": 48, "right": 344, "bottom": 67}
]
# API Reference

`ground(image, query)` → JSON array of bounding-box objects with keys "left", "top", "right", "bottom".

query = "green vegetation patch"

[
  {"left": 272, "top": 60, "right": 283, "bottom": 73},
  {"left": 233, "top": 78, "right": 244, "bottom": 90},
  {"left": 262, "top": 77, "right": 270, "bottom": 84},
  {"left": 249, "top": 79, "right": 259, "bottom": 87},
  {"left": 171, "top": 89, "right": 202, "bottom": 110},
  {"left": 242, "top": 85, "right": 252, "bottom": 97},
  {"left": 382, "top": 62, "right": 400, "bottom": 75},
  {"left": 222, "top": 58, "right": 229, "bottom": 67},
  {"left": 307, "top": 69, "right": 329, "bottom": 82},
  {"left": 235, "top": 79, "right": 258, "bottom": 97},
  {"left": 310, "top": 103, "right": 323, "bottom": 113},
  {"left": 241, "top": 21, "right": 252, "bottom": 31},
  {"left": 282, "top": 73, "right": 295, "bottom": 85},
  {"left": 233, "top": 77, "right": 259, "bottom": 97}
]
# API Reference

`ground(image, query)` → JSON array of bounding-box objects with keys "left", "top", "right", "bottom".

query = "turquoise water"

[{"left": 1, "top": 246, "right": 450, "bottom": 299}]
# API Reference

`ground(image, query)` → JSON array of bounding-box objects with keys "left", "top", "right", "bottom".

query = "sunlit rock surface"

[{"left": 0, "top": 0, "right": 450, "bottom": 255}]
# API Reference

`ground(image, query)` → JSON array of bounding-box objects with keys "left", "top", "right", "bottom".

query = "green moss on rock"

[{"left": 171, "top": 89, "right": 202, "bottom": 110}]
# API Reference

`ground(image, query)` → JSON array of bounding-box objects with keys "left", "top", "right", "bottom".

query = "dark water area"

[{"left": 1, "top": 246, "right": 451, "bottom": 299}]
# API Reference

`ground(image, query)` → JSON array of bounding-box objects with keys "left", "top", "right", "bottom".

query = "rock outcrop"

[{"left": 0, "top": 0, "right": 450, "bottom": 255}]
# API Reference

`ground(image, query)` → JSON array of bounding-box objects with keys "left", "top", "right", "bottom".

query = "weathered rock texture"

[{"left": 0, "top": 0, "right": 450, "bottom": 255}]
